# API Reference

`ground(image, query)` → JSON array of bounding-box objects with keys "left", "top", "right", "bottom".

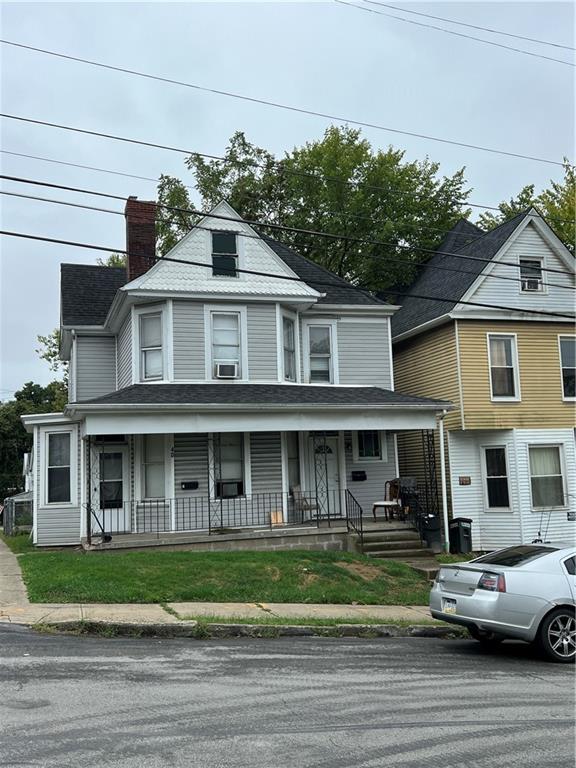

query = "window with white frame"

[
  {"left": 529, "top": 445, "right": 565, "bottom": 508},
  {"left": 142, "top": 435, "right": 165, "bottom": 499},
  {"left": 308, "top": 325, "right": 332, "bottom": 383},
  {"left": 212, "top": 231, "right": 238, "bottom": 278},
  {"left": 283, "top": 316, "right": 296, "bottom": 381},
  {"left": 211, "top": 312, "right": 241, "bottom": 378},
  {"left": 519, "top": 258, "right": 543, "bottom": 292},
  {"left": 488, "top": 334, "right": 519, "bottom": 399},
  {"left": 353, "top": 431, "right": 384, "bottom": 462},
  {"left": 559, "top": 336, "right": 576, "bottom": 399},
  {"left": 214, "top": 433, "right": 244, "bottom": 498},
  {"left": 483, "top": 447, "right": 510, "bottom": 508},
  {"left": 47, "top": 432, "right": 71, "bottom": 504},
  {"left": 139, "top": 313, "right": 163, "bottom": 381}
]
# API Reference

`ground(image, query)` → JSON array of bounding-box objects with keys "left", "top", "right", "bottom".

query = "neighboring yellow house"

[{"left": 392, "top": 209, "right": 576, "bottom": 550}]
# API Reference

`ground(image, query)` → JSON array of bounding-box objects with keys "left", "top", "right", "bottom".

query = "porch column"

[{"left": 438, "top": 412, "right": 450, "bottom": 553}]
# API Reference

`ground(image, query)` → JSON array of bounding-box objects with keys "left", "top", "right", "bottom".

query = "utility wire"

[
  {"left": 0, "top": 40, "right": 570, "bottom": 166},
  {"left": 364, "top": 2, "right": 576, "bottom": 51},
  {"left": 1, "top": 117, "right": 574, "bottom": 229},
  {"left": 5, "top": 188, "right": 574, "bottom": 292},
  {"left": 2, "top": 173, "right": 573, "bottom": 277},
  {"left": 1, "top": 228, "right": 574, "bottom": 320},
  {"left": 337, "top": 1, "right": 575, "bottom": 67}
]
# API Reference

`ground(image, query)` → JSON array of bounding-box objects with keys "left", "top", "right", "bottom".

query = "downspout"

[
  {"left": 86, "top": 435, "right": 92, "bottom": 546},
  {"left": 438, "top": 410, "right": 450, "bottom": 553}
]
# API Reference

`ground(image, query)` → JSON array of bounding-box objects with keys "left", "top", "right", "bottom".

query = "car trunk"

[{"left": 438, "top": 565, "right": 493, "bottom": 596}]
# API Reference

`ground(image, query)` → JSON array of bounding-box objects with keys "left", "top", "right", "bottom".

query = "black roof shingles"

[
  {"left": 74, "top": 383, "right": 449, "bottom": 408},
  {"left": 390, "top": 212, "right": 529, "bottom": 338}
]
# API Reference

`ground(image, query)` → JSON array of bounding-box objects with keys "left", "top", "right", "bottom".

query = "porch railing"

[
  {"left": 87, "top": 489, "right": 354, "bottom": 540},
  {"left": 344, "top": 490, "right": 363, "bottom": 548}
]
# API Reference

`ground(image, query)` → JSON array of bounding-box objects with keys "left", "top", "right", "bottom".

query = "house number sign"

[{"left": 458, "top": 476, "right": 471, "bottom": 486}]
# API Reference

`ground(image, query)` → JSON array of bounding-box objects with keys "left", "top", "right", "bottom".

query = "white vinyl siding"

[
  {"left": 338, "top": 320, "right": 392, "bottom": 387},
  {"left": 345, "top": 431, "right": 397, "bottom": 513},
  {"left": 75, "top": 336, "right": 116, "bottom": 401},
  {"left": 173, "top": 301, "right": 205, "bottom": 380},
  {"left": 247, "top": 304, "right": 277, "bottom": 380},
  {"left": 117, "top": 316, "right": 132, "bottom": 389}
]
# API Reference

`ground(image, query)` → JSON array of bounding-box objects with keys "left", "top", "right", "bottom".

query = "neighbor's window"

[
  {"left": 559, "top": 336, "right": 576, "bottom": 399},
  {"left": 529, "top": 445, "right": 565, "bottom": 509},
  {"left": 140, "top": 313, "right": 163, "bottom": 381},
  {"left": 47, "top": 432, "right": 71, "bottom": 503},
  {"left": 211, "top": 312, "right": 241, "bottom": 377},
  {"left": 519, "top": 258, "right": 543, "bottom": 292},
  {"left": 356, "top": 431, "right": 382, "bottom": 461},
  {"left": 214, "top": 433, "right": 244, "bottom": 498},
  {"left": 283, "top": 316, "right": 296, "bottom": 381},
  {"left": 142, "top": 435, "right": 165, "bottom": 499},
  {"left": 488, "top": 334, "right": 518, "bottom": 399},
  {"left": 212, "top": 231, "right": 238, "bottom": 277},
  {"left": 483, "top": 447, "right": 510, "bottom": 508},
  {"left": 308, "top": 325, "right": 332, "bottom": 383}
]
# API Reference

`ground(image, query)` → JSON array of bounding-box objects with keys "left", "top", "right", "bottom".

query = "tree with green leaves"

[
  {"left": 97, "top": 253, "right": 126, "bottom": 267},
  {"left": 36, "top": 329, "right": 68, "bottom": 386},
  {"left": 155, "top": 126, "right": 472, "bottom": 292},
  {"left": 0, "top": 381, "right": 67, "bottom": 500},
  {"left": 479, "top": 160, "right": 575, "bottom": 252}
]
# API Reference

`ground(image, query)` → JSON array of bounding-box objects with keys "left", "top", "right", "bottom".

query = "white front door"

[
  {"left": 308, "top": 436, "right": 341, "bottom": 518},
  {"left": 93, "top": 448, "right": 131, "bottom": 533}
]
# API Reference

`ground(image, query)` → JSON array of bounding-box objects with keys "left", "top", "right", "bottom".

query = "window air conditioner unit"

[
  {"left": 215, "top": 362, "right": 239, "bottom": 379},
  {"left": 521, "top": 278, "right": 542, "bottom": 292}
]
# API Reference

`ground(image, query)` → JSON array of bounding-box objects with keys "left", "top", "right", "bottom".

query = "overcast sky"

[{"left": 0, "top": 1, "right": 574, "bottom": 398}]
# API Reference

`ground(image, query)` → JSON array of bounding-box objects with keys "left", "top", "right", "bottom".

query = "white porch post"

[{"left": 438, "top": 412, "right": 450, "bottom": 553}]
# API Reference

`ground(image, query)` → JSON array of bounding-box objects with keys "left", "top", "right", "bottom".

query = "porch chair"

[
  {"left": 292, "top": 485, "right": 318, "bottom": 522},
  {"left": 372, "top": 479, "right": 402, "bottom": 521}
]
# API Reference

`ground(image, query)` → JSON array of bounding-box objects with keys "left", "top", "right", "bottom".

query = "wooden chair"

[
  {"left": 372, "top": 479, "right": 402, "bottom": 521},
  {"left": 292, "top": 485, "right": 318, "bottom": 522}
]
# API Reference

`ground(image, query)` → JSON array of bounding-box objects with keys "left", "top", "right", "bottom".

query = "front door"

[
  {"left": 94, "top": 449, "right": 130, "bottom": 533},
  {"left": 309, "top": 435, "right": 341, "bottom": 518}
]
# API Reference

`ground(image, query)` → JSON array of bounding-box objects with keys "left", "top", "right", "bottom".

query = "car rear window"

[{"left": 473, "top": 545, "right": 558, "bottom": 568}]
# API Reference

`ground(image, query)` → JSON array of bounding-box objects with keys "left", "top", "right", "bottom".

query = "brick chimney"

[{"left": 125, "top": 196, "right": 156, "bottom": 281}]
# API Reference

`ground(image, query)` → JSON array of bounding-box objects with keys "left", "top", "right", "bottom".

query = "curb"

[{"left": 30, "top": 620, "right": 469, "bottom": 640}]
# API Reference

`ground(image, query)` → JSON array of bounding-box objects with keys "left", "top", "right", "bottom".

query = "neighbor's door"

[{"left": 94, "top": 449, "right": 130, "bottom": 533}]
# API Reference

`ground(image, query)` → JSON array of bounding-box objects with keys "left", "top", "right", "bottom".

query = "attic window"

[
  {"left": 519, "top": 259, "right": 543, "bottom": 292},
  {"left": 212, "top": 232, "right": 238, "bottom": 278}
]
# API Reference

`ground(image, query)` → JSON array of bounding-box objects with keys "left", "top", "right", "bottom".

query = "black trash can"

[
  {"left": 449, "top": 517, "right": 473, "bottom": 554},
  {"left": 422, "top": 514, "right": 443, "bottom": 553}
]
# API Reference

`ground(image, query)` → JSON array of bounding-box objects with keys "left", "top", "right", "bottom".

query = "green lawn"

[
  {"left": 18, "top": 549, "right": 431, "bottom": 605},
  {"left": 0, "top": 532, "right": 35, "bottom": 555},
  {"left": 435, "top": 553, "right": 475, "bottom": 564}
]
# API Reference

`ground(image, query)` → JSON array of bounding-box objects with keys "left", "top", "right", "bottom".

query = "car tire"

[
  {"left": 468, "top": 626, "right": 504, "bottom": 646},
  {"left": 536, "top": 608, "right": 576, "bottom": 664}
]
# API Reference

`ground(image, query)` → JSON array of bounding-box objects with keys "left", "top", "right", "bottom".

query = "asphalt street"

[{"left": 0, "top": 624, "right": 573, "bottom": 768}]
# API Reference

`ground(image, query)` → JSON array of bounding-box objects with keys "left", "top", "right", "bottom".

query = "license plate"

[{"left": 442, "top": 599, "right": 457, "bottom": 614}]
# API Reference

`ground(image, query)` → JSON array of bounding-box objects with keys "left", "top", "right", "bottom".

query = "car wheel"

[
  {"left": 468, "top": 626, "right": 504, "bottom": 646},
  {"left": 537, "top": 608, "right": 576, "bottom": 663}
]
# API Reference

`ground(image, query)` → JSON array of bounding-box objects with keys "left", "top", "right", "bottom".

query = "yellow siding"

[
  {"left": 458, "top": 321, "right": 576, "bottom": 429},
  {"left": 394, "top": 323, "right": 461, "bottom": 429}
]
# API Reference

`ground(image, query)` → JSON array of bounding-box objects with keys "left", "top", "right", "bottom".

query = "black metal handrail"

[{"left": 344, "top": 489, "right": 363, "bottom": 547}]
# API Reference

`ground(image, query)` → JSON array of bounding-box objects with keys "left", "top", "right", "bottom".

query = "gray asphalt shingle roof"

[
  {"left": 74, "top": 383, "right": 450, "bottom": 408},
  {"left": 61, "top": 264, "right": 127, "bottom": 326},
  {"left": 390, "top": 212, "right": 530, "bottom": 338}
]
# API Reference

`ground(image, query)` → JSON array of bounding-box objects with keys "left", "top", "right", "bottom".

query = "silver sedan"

[{"left": 430, "top": 543, "right": 576, "bottom": 662}]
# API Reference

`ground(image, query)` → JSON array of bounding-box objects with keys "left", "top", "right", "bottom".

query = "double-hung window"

[
  {"left": 140, "top": 313, "right": 163, "bottom": 381},
  {"left": 519, "top": 258, "right": 543, "bottom": 292},
  {"left": 488, "top": 334, "right": 519, "bottom": 400},
  {"left": 308, "top": 325, "right": 332, "bottom": 383},
  {"left": 47, "top": 433, "right": 71, "bottom": 504},
  {"left": 483, "top": 447, "right": 510, "bottom": 509},
  {"left": 559, "top": 336, "right": 576, "bottom": 399},
  {"left": 211, "top": 312, "right": 241, "bottom": 378},
  {"left": 142, "top": 435, "right": 165, "bottom": 499},
  {"left": 283, "top": 316, "right": 296, "bottom": 381},
  {"left": 214, "top": 433, "right": 244, "bottom": 498},
  {"left": 354, "top": 431, "right": 384, "bottom": 462},
  {"left": 212, "top": 232, "right": 238, "bottom": 277},
  {"left": 529, "top": 446, "right": 565, "bottom": 509}
]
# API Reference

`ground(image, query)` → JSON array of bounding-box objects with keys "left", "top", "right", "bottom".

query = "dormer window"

[
  {"left": 519, "top": 259, "right": 543, "bottom": 292},
  {"left": 212, "top": 231, "right": 238, "bottom": 278}
]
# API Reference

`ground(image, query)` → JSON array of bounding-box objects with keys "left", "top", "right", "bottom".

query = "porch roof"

[{"left": 71, "top": 383, "right": 451, "bottom": 410}]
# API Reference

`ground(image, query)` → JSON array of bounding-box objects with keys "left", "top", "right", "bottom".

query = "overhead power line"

[
  {"left": 0, "top": 40, "right": 569, "bottom": 166},
  {"left": 1, "top": 229, "right": 574, "bottom": 320},
  {"left": 364, "top": 2, "right": 576, "bottom": 51},
  {"left": 337, "top": 1, "right": 575, "bottom": 67},
  {"left": 4, "top": 188, "right": 574, "bottom": 292},
  {"left": 2, "top": 172, "right": 573, "bottom": 278}
]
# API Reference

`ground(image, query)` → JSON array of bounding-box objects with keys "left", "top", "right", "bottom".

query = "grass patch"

[
  {"left": 435, "top": 553, "right": 475, "bottom": 564},
  {"left": 0, "top": 531, "right": 35, "bottom": 555},
  {"left": 177, "top": 613, "right": 440, "bottom": 627},
  {"left": 18, "top": 549, "right": 431, "bottom": 605}
]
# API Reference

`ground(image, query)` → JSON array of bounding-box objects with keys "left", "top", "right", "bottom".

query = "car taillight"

[{"left": 477, "top": 572, "right": 506, "bottom": 592}]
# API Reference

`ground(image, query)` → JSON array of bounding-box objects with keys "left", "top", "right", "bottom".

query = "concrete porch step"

[
  {"left": 362, "top": 531, "right": 421, "bottom": 545},
  {"left": 366, "top": 547, "right": 436, "bottom": 559},
  {"left": 362, "top": 539, "right": 423, "bottom": 553}
]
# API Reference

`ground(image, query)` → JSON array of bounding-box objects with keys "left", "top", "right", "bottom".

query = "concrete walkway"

[{"left": 0, "top": 538, "right": 435, "bottom": 628}]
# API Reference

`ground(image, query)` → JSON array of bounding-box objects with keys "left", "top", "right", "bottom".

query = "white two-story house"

[{"left": 23, "top": 198, "right": 450, "bottom": 547}]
